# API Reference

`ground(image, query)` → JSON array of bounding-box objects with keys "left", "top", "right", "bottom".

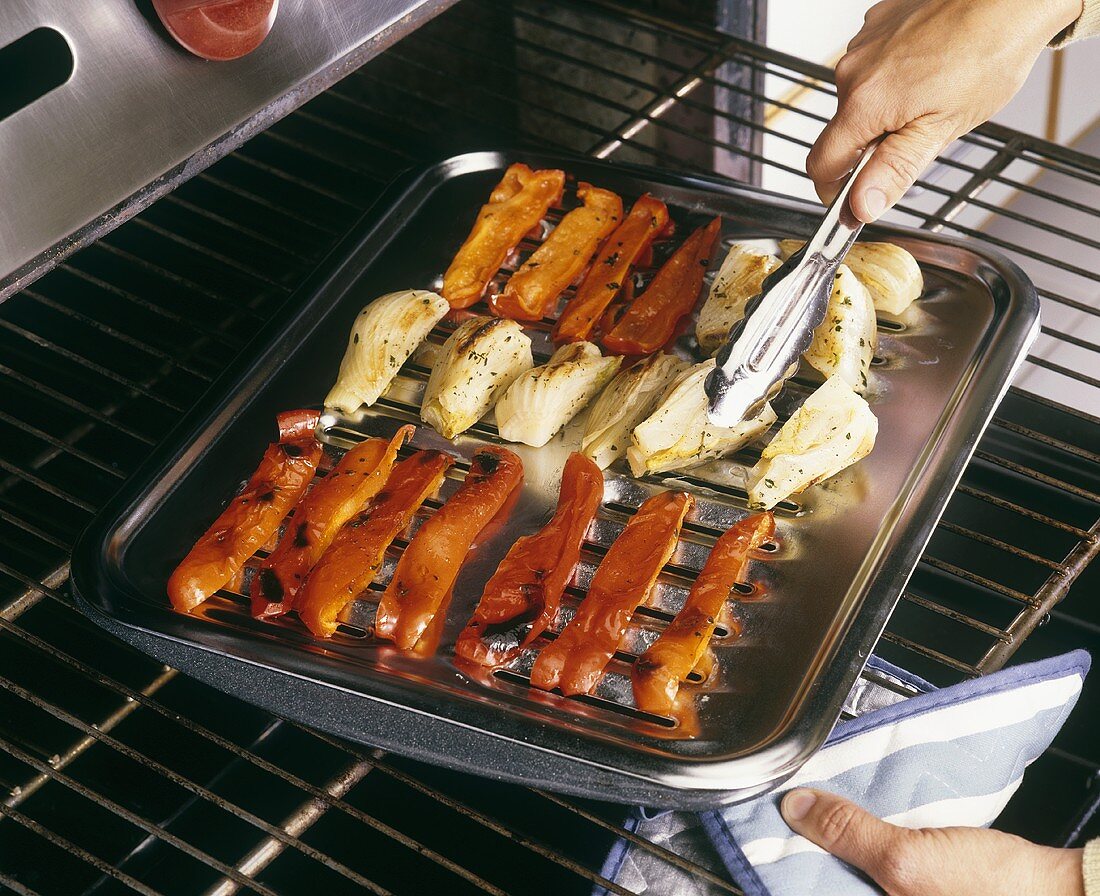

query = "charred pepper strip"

[
  {"left": 442, "top": 163, "right": 566, "bottom": 310},
  {"left": 602, "top": 217, "right": 721, "bottom": 356},
  {"left": 632, "top": 512, "right": 774, "bottom": 715},
  {"left": 375, "top": 447, "right": 524, "bottom": 650},
  {"left": 250, "top": 425, "right": 413, "bottom": 618},
  {"left": 455, "top": 452, "right": 603, "bottom": 667},
  {"left": 530, "top": 490, "right": 693, "bottom": 696},
  {"left": 490, "top": 184, "right": 623, "bottom": 322},
  {"left": 551, "top": 195, "right": 670, "bottom": 345},
  {"left": 168, "top": 410, "right": 321, "bottom": 614},
  {"left": 297, "top": 450, "right": 454, "bottom": 638}
]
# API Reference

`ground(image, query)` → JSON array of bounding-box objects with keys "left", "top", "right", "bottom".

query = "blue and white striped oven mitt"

[{"left": 595, "top": 650, "right": 1089, "bottom": 896}]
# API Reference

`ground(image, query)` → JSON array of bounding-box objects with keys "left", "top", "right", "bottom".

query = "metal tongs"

[{"left": 705, "top": 142, "right": 879, "bottom": 426}]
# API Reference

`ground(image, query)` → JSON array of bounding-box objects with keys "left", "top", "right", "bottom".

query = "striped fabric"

[{"left": 596, "top": 650, "right": 1090, "bottom": 896}]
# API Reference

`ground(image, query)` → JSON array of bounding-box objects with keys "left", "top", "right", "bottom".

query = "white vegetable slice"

[
  {"left": 421, "top": 316, "right": 533, "bottom": 439},
  {"left": 779, "top": 239, "right": 923, "bottom": 315},
  {"left": 747, "top": 374, "right": 878, "bottom": 510},
  {"left": 628, "top": 359, "right": 777, "bottom": 477},
  {"left": 696, "top": 243, "right": 781, "bottom": 355},
  {"left": 581, "top": 353, "right": 689, "bottom": 470},
  {"left": 803, "top": 263, "right": 877, "bottom": 393},
  {"left": 495, "top": 342, "right": 621, "bottom": 448},
  {"left": 325, "top": 289, "right": 450, "bottom": 414}
]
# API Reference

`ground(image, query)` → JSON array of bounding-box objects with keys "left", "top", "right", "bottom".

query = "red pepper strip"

[
  {"left": 551, "top": 195, "right": 670, "bottom": 344},
  {"left": 490, "top": 184, "right": 623, "bottom": 322},
  {"left": 442, "top": 164, "right": 566, "bottom": 310},
  {"left": 455, "top": 452, "right": 604, "bottom": 667},
  {"left": 530, "top": 490, "right": 693, "bottom": 696},
  {"left": 375, "top": 447, "right": 525, "bottom": 650},
  {"left": 632, "top": 512, "right": 774, "bottom": 715},
  {"left": 167, "top": 410, "right": 321, "bottom": 614},
  {"left": 297, "top": 450, "right": 454, "bottom": 638},
  {"left": 602, "top": 217, "right": 721, "bottom": 356},
  {"left": 250, "top": 425, "right": 413, "bottom": 618}
]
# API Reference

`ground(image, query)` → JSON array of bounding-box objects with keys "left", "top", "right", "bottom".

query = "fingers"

[
  {"left": 805, "top": 104, "right": 881, "bottom": 204},
  {"left": 846, "top": 121, "right": 950, "bottom": 222},
  {"left": 781, "top": 789, "right": 908, "bottom": 884}
]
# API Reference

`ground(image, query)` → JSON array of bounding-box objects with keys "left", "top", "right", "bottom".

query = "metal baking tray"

[{"left": 70, "top": 150, "right": 1039, "bottom": 808}]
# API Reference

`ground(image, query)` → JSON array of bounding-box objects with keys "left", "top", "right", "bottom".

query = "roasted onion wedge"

[
  {"left": 490, "top": 183, "right": 622, "bottom": 321},
  {"left": 250, "top": 425, "right": 412, "bottom": 618},
  {"left": 455, "top": 452, "right": 603, "bottom": 666},
  {"left": 552, "top": 194, "right": 670, "bottom": 344},
  {"left": 695, "top": 243, "right": 782, "bottom": 356},
  {"left": 632, "top": 512, "right": 774, "bottom": 715},
  {"left": 168, "top": 410, "right": 322, "bottom": 614},
  {"left": 581, "top": 353, "right": 688, "bottom": 470},
  {"left": 747, "top": 374, "right": 878, "bottom": 510},
  {"left": 779, "top": 238, "right": 923, "bottom": 314},
  {"left": 442, "top": 163, "right": 565, "bottom": 309},
  {"left": 375, "top": 447, "right": 524, "bottom": 650},
  {"left": 421, "top": 317, "right": 533, "bottom": 440},
  {"left": 325, "top": 290, "right": 449, "bottom": 414},
  {"left": 803, "top": 263, "right": 877, "bottom": 392},
  {"left": 602, "top": 217, "right": 721, "bottom": 356},
  {"left": 495, "top": 342, "right": 621, "bottom": 448},
  {"left": 628, "top": 359, "right": 776, "bottom": 477},
  {"left": 297, "top": 450, "right": 454, "bottom": 638},
  {"left": 530, "top": 490, "right": 692, "bottom": 696}
]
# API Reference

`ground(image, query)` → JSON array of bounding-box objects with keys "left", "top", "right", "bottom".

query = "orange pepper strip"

[
  {"left": 551, "top": 195, "right": 670, "bottom": 345},
  {"left": 454, "top": 452, "right": 604, "bottom": 667},
  {"left": 250, "top": 425, "right": 413, "bottom": 618},
  {"left": 297, "top": 450, "right": 454, "bottom": 638},
  {"left": 530, "top": 490, "right": 693, "bottom": 696},
  {"left": 375, "top": 447, "right": 524, "bottom": 650},
  {"left": 632, "top": 513, "right": 774, "bottom": 715},
  {"left": 442, "top": 163, "right": 565, "bottom": 310},
  {"left": 168, "top": 410, "right": 321, "bottom": 614},
  {"left": 490, "top": 184, "right": 623, "bottom": 322},
  {"left": 602, "top": 217, "right": 721, "bottom": 356}
]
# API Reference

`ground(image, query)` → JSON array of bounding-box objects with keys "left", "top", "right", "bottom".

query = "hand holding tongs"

[{"left": 704, "top": 142, "right": 879, "bottom": 426}]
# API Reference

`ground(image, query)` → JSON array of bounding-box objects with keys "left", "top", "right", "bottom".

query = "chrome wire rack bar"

[{"left": 0, "top": 1, "right": 1097, "bottom": 893}]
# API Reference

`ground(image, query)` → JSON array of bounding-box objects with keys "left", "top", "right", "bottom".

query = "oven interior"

[{"left": 0, "top": 1, "right": 1098, "bottom": 893}]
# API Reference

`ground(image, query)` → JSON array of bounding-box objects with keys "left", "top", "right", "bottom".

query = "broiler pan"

[{"left": 70, "top": 150, "right": 1039, "bottom": 808}]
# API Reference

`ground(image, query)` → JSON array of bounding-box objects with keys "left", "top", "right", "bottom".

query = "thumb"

[
  {"left": 848, "top": 120, "right": 952, "bottom": 223},
  {"left": 781, "top": 788, "right": 914, "bottom": 887}
]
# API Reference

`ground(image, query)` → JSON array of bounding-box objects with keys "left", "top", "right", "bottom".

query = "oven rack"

[{"left": 0, "top": 1, "right": 1097, "bottom": 893}]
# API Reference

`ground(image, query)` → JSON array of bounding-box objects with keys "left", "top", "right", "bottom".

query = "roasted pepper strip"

[
  {"left": 442, "top": 164, "right": 566, "bottom": 309},
  {"left": 375, "top": 447, "right": 524, "bottom": 650},
  {"left": 551, "top": 195, "right": 670, "bottom": 344},
  {"left": 250, "top": 425, "right": 413, "bottom": 618},
  {"left": 530, "top": 490, "right": 692, "bottom": 696},
  {"left": 490, "top": 184, "right": 623, "bottom": 322},
  {"left": 168, "top": 410, "right": 321, "bottom": 614},
  {"left": 455, "top": 452, "right": 603, "bottom": 667},
  {"left": 297, "top": 450, "right": 454, "bottom": 638},
  {"left": 602, "top": 217, "right": 721, "bottom": 356},
  {"left": 632, "top": 512, "right": 774, "bottom": 715}
]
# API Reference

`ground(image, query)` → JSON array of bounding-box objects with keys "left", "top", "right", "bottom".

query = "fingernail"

[
  {"left": 781, "top": 789, "right": 817, "bottom": 822},
  {"left": 863, "top": 187, "right": 887, "bottom": 221}
]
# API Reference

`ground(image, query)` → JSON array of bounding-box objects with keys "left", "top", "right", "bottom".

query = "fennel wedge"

[
  {"left": 747, "top": 374, "right": 878, "bottom": 510},
  {"left": 628, "top": 359, "right": 776, "bottom": 476},
  {"left": 495, "top": 342, "right": 621, "bottom": 447},
  {"left": 421, "top": 317, "right": 533, "bottom": 440},
  {"left": 325, "top": 289, "right": 450, "bottom": 414},
  {"left": 581, "top": 353, "right": 688, "bottom": 470},
  {"left": 695, "top": 243, "right": 781, "bottom": 356}
]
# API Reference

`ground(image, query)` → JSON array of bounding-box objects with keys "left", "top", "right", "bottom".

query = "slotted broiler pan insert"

[{"left": 70, "top": 151, "right": 1039, "bottom": 808}]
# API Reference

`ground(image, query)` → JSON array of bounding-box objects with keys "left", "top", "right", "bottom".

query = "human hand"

[
  {"left": 780, "top": 788, "right": 1084, "bottom": 895},
  {"left": 808, "top": 0, "right": 1083, "bottom": 222}
]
